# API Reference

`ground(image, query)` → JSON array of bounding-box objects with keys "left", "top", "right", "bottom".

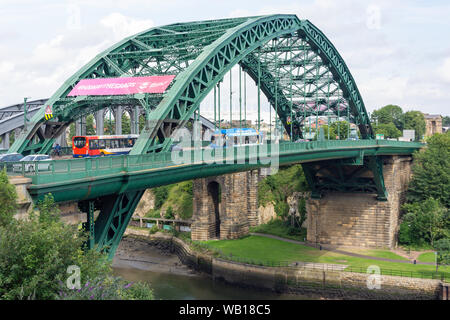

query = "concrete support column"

[
  {"left": 95, "top": 111, "right": 104, "bottom": 135},
  {"left": 75, "top": 117, "right": 87, "bottom": 136},
  {"left": 130, "top": 106, "right": 139, "bottom": 134},
  {"left": 115, "top": 106, "right": 122, "bottom": 135},
  {"left": 75, "top": 119, "right": 81, "bottom": 136},
  {"left": 1, "top": 133, "right": 10, "bottom": 149}
]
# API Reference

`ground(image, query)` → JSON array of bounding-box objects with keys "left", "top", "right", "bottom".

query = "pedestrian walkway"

[
  {"left": 249, "top": 233, "right": 435, "bottom": 266},
  {"left": 289, "top": 261, "right": 348, "bottom": 271}
]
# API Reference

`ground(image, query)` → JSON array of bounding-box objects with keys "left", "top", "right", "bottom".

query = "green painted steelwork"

[
  {"left": 9, "top": 14, "right": 373, "bottom": 156},
  {"left": 6, "top": 140, "right": 421, "bottom": 204}
]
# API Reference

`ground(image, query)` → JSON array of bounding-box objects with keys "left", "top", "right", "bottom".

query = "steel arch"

[{"left": 8, "top": 14, "right": 373, "bottom": 156}]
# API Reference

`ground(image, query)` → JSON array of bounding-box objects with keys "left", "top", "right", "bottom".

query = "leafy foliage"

[
  {"left": 0, "top": 169, "right": 17, "bottom": 227},
  {"left": 373, "top": 123, "right": 402, "bottom": 139},
  {"left": 153, "top": 185, "right": 170, "bottom": 209},
  {"left": 122, "top": 113, "right": 131, "bottom": 135},
  {"left": 258, "top": 165, "right": 309, "bottom": 219},
  {"left": 407, "top": 132, "right": 450, "bottom": 207},
  {"left": 443, "top": 116, "right": 450, "bottom": 127},
  {"left": 329, "top": 121, "right": 350, "bottom": 140},
  {"left": 85, "top": 114, "right": 96, "bottom": 136},
  {"left": 371, "top": 105, "right": 404, "bottom": 130},
  {"left": 403, "top": 111, "right": 426, "bottom": 141},
  {"left": 35, "top": 193, "right": 60, "bottom": 225},
  {"left": 399, "top": 198, "right": 448, "bottom": 247},
  {"left": 435, "top": 238, "right": 450, "bottom": 269},
  {"left": 0, "top": 208, "right": 111, "bottom": 299},
  {"left": 57, "top": 276, "right": 153, "bottom": 300},
  {"left": 150, "top": 181, "right": 193, "bottom": 220},
  {"left": 164, "top": 206, "right": 174, "bottom": 219}
]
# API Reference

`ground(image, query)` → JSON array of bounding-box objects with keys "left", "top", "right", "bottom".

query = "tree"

[
  {"left": 153, "top": 185, "right": 170, "bottom": 210},
  {"left": 442, "top": 116, "right": 450, "bottom": 127},
  {"left": 371, "top": 105, "right": 404, "bottom": 130},
  {"left": 86, "top": 115, "right": 96, "bottom": 136},
  {"left": 401, "top": 198, "right": 447, "bottom": 246},
  {"left": 122, "top": 113, "right": 131, "bottom": 135},
  {"left": 258, "top": 165, "right": 309, "bottom": 219},
  {"left": 403, "top": 111, "right": 426, "bottom": 141},
  {"left": 314, "top": 125, "right": 336, "bottom": 140},
  {"left": 373, "top": 123, "right": 402, "bottom": 139},
  {"left": 0, "top": 169, "right": 17, "bottom": 227},
  {"left": 0, "top": 197, "right": 111, "bottom": 299},
  {"left": 330, "top": 121, "right": 350, "bottom": 140},
  {"left": 139, "top": 115, "right": 146, "bottom": 132},
  {"left": 164, "top": 206, "right": 174, "bottom": 219},
  {"left": 407, "top": 132, "right": 450, "bottom": 207},
  {"left": 68, "top": 123, "right": 76, "bottom": 145},
  {"left": 435, "top": 238, "right": 450, "bottom": 271},
  {"left": 35, "top": 193, "right": 61, "bottom": 225}
]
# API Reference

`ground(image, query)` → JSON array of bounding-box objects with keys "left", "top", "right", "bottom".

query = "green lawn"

[
  {"left": 202, "top": 235, "right": 450, "bottom": 280},
  {"left": 340, "top": 248, "right": 409, "bottom": 261},
  {"left": 249, "top": 219, "right": 307, "bottom": 241},
  {"left": 418, "top": 252, "right": 437, "bottom": 263}
]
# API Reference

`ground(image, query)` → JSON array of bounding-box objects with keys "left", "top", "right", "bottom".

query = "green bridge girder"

[
  {"left": 6, "top": 15, "right": 409, "bottom": 259},
  {"left": 9, "top": 14, "right": 373, "bottom": 156}
]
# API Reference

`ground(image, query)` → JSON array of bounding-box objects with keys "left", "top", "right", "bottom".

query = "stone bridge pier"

[
  {"left": 306, "top": 155, "right": 413, "bottom": 249},
  {"left": 191, "top": 170, "right": 259, "bottom": 241}
]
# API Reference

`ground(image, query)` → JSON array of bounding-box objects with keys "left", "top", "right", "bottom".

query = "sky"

[{"left": 0, "top": 0, "right": 449, "bottom": 117}]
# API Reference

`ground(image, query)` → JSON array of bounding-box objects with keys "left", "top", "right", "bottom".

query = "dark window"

[
  {"left": 73, "top": 137, "right": 86, "bottom": 148},
  {"left": 99, "top": 139, "right": 106, "bottom": 149},
  {"left": 90, "top": 139, "right": 99, "bottom": 150}
]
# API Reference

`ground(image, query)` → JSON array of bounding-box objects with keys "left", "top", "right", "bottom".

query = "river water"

[{"left": 112, "top": 237, "right": 320, "bottom": 300}]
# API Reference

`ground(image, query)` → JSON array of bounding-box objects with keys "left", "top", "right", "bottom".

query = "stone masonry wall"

[
  {"left": 191, "top": 170, "right": 259, "bottom": 241},
  {"left": 306, "top": 155, "right": 413, "bottom": 248}
]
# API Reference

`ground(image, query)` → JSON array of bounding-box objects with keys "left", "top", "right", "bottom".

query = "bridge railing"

[{"left": 2, "top": 140, "right": 423, "bottom": 184}]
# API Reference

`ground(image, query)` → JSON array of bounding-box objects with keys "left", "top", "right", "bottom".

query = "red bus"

[{"left": 72, "top": 134, "right": 138, "bottom": 158}]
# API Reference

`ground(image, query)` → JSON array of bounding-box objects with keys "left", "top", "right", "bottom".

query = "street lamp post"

[{"left": 23, "top": 97, "right": 29, "bottom": 132}]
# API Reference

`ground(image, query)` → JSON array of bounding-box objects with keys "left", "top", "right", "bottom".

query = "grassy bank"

[
  {"left": 202, "top": 235, "right": 450, "bottom": 280},
  {"left": 249, "top": 219, "right": 307, "bottom": 242}
]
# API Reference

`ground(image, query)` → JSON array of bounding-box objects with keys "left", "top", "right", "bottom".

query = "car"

[
  {"left": 0, "top": 153, "right": 24, "bottom": 170},
  {"left": 12, "top": 154, "right": 52, "bottom": 173}
]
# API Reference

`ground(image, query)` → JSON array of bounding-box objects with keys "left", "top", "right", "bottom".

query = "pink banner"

[{"left": 67, "top": 75, "right": 176, "bottom": 96}]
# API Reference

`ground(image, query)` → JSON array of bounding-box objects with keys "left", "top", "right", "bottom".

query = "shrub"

[
  {"left": 57, "top": 276, "right": 153, "bottom": 300},
  {"left": 0, "top": 168, "right": 17, "bottom": 227},
  {"left": 400, "top": 198, "right": 447, "bottom": 246},
  {"left": 149, "top": 224, "right": 159, "bottom": 235}
]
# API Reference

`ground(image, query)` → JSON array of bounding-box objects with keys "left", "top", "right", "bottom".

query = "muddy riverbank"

[{"left": 112, "top": 236, "right": 322, "bottom": 300}]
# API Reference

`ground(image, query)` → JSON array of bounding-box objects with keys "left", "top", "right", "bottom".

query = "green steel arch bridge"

[{"left": 5, "top": 14, "right": 422, "bottom": 259}]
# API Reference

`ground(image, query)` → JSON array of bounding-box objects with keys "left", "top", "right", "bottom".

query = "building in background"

[{"left": 423, "top": 113, "right": 442, "bottom": 137}]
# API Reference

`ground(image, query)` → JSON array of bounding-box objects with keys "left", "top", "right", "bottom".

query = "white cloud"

[
  {"left": 0, "top": 13, "right": 154, "bottom": 106},
  {"left": 438, "top": 57, "right": 450, "bottom": 83},
  {"left": 100, "top": 12, "right": 154, "bottom": 41},
  {"left": 0, "top": 1, "right": 449, "bottom": 117}
]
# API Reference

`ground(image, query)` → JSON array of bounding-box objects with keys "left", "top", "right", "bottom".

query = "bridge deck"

[{"left": 3, "top": 140, "right": 423, "bottom": 203}]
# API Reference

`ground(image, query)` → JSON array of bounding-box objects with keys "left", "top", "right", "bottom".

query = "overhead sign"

[
  {"left": 44, "top": 105, "right": 53, "bottom": 121},
  {"left": 67, "top": 75, "right": 176, "bottom": 96}
]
